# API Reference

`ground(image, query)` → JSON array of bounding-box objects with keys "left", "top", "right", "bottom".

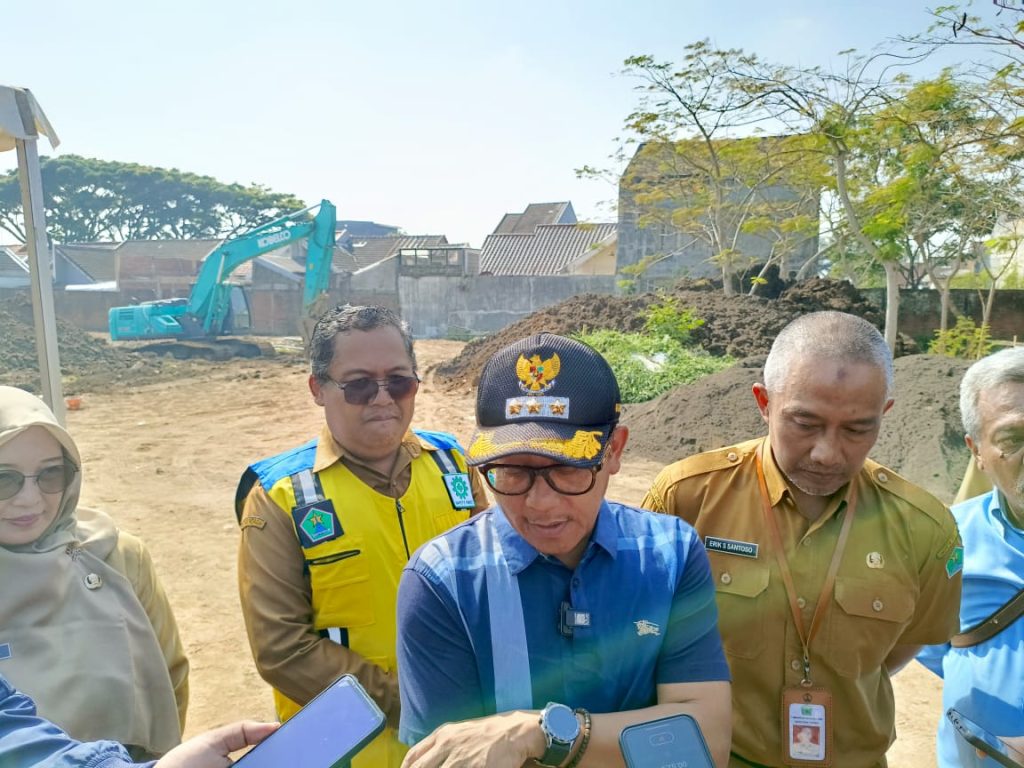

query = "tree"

[
  {"left": 580, "top": 42, "right": 824, "bottom": 296},
  {"left": 0, "top": 155, "right": 306, "bottom": 243}
]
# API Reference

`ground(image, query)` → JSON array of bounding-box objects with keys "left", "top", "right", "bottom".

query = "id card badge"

[
  {"left": 781, "top": 687, "right": 833, "bottom": 767},
  {"left": 442, "top": 473, "right": 476, "bottom": 510}
]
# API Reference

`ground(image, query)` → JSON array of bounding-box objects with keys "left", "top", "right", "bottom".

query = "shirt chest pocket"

[
  {"left": 306, "top": 535, "right": 375, "bottom": 629},
  {"left": 713, "top": 557, "right": 771, "bottom": 659},
  {"left": 826, "top": 574, "right": 915, "bottom": 679}
]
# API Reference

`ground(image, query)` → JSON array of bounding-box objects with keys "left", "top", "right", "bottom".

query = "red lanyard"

[{"left": 754, "top": 445, "right": 857, "bottom": 686}]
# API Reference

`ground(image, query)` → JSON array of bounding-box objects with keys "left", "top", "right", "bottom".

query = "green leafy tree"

[
  {"left": 0, "top": 155, "right": 306, "bottom": 243},
  {"left": 580, "top": 43, "right": 826, "bottom": 297}
]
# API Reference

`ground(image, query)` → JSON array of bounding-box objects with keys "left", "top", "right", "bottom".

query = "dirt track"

[{"left": 64, "top": 341, "right": 947, "bottom": 767}]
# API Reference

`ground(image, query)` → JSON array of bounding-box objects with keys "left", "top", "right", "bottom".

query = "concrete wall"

[{"left": 398, "top": 274, "right": 617, "bottom": 338}]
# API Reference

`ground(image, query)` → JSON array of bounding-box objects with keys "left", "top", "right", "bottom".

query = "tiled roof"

[
  {"left": 57, "top": 243, "right": 120, "bottom": 282},
  {"left": 255, "top": 244, "right": 352, "bottom": 281},
  {"left": 493, "top": 202, "right": 575, "bottom": 235},
  {"left": 349, "top": 235, "right": 447, "bottom": 271},
  {"left": 480, "top": 223, "right": 617, "bottom": 275}
]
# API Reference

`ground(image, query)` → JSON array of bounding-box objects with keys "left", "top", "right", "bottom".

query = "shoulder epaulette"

[
  {"left": 250, "top": 439, "right": 319, "bottom": 489},
  {"left": 659, "top": 438, "right": 763, "bottom": 483},
  {"left": 862, "top": 458, "right": 951, "bottom": 528}
]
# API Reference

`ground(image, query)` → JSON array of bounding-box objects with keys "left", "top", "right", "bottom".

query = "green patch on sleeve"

[{"left": 945, "top": 545, "right": 964, "bottom": 579}]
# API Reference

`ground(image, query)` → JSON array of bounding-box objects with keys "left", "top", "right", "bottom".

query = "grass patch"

[{"left": 574, "top": 329, "right": 733, "bottom": 403}]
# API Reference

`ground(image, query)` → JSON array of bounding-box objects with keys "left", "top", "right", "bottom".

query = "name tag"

[
  {"left": 0, "top": 643, "right": 11, "bottom": 661},
  {"left": 443, "top": 473, "right": 476, "bottom": 510},
  {"left": 705, "top": 536, "right": 759, "bottom": 559}
]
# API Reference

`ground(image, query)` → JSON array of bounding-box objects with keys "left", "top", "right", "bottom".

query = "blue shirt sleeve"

[
  {"left": 396, "top": 568, "right": 483, "bottom": 746},
  {"left": 916, "top": 642, "right": 949, "bottom": 678},
  {"left": 656, "top": 532, "right": 732, "bottom": 685},
  {"left": 0, "top": 676, "right": 147, "bottom": 768}
]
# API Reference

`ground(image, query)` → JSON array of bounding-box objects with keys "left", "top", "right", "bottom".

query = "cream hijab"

[{"left": 0, "top": 386, "right": 181, "bottom": 755}]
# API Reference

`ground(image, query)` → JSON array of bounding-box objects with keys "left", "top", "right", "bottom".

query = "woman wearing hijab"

[{"left": 0, "top": 386, "right": 188, "bottom": 760}]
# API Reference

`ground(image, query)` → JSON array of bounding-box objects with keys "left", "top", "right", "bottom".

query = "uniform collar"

[
  {"left": 312, "top": 424, "right": 428, "bottom": 474},
  {"left": 493, "top": 500, "right": 617, "bottom": 576},
  {"left": 761, "top": 436, "right": 855, "bottom": 523}
]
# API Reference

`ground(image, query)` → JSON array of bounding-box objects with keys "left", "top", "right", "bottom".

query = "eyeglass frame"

[
  {"left": 478, "top": 462, "right": 604, "bottom": 497},
  {"left": 0, "top": 460, "right": 78, "bottom": 501},
  {"left": 326, "top": 374, "right": 421, "bottom": 405}
]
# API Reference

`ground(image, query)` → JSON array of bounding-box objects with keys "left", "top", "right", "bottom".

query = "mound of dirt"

[
  {"left": 435, "top": 278, "right": 884, "bottom": 390},
  {"left": 623, "top": 354, "right": 972, "bottom": 502},
  {"left": 0, "top": 294, "right": 216, "bottom": 393}
]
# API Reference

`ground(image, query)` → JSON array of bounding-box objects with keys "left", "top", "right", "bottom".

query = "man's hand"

[
  {"left": 155, "top": 721, "right": 279, "bottom": 768},
  {"left": 401, "top": 710, "right": 545, "bottom": 768}
]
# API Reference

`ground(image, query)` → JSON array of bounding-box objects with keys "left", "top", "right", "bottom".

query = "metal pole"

[{"left": 16, "top": 136, "right": 65, "bottom": 425}]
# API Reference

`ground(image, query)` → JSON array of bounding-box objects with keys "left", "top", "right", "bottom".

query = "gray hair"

[
  {"left": 763, "top": 311, "right": 893, "bottom": 398},
  {"left": 309, "top": 304, "right": 416, "bottom": 381},
  {"left": 960, "top": 346, "right": 1024, "bottom": 439}
]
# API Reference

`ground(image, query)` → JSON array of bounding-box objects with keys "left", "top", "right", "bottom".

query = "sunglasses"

[
  {"left": 0, "top": 461, "right": 77, "bottom": 501},
  {"left": 328, "top": 374, "right": 420, "bottom": 405}
]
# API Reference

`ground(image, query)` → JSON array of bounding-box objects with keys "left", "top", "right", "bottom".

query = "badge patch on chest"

[
  {"left": 443, "top": 473, "right": 476, "bottom": 510},
  {"left": 291, "top": 499, "right": 342, "bottom": 548},
  {"left": 0, "top": 643, "right": 11, "bottom": 661},
  {"left": 704, "top": 536, "right": 759, "bottom": 559}
]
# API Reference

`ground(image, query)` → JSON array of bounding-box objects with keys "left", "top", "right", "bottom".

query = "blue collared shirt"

[
  {"left": 917, "top": 490, "right": 1024, "bottom": 768},
  {"left": 396, "top": 500, "right": 729, "bottom": 745},
  {"left": 0, "top": 674, "right": 150, "bottom": 768}
]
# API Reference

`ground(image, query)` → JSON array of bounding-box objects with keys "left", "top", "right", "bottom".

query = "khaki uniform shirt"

[
  {"left": 237, "top": 427, "right": 488, "bottom": 726},
  {"left": 643, "top": 437, "right": 962, "bottom": 768}
]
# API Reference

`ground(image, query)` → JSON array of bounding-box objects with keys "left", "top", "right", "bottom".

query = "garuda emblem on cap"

[{"left": 516, "top": 352, "right": 560, "bottom": 393}]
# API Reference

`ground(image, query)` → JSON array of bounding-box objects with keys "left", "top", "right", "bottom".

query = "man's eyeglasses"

[
  {"left": 328, "top": 375, "right": 420, "bottom": 406},
  {"left": 0, "top": 461, "right": 77, "bottom": 501},
  {"left": 479, "top": 463, "right": 602, "bottom": 496}
]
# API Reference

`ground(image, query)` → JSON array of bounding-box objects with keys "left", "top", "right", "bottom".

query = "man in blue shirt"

[
  {"left": 396, "top": 333, "right": 732, "bottom": 768},
  {"left": 0, "top": 673, "right": 275, "bottom": 768},
  {"left": 918, "top": 346, "right": 1024, "bottom": 767}
]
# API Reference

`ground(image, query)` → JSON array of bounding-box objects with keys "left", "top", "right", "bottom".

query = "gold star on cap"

[
  {"left": 526, "top": 399, "right": 542, "bottom": 414},
  {"left": 508, "top": 403, "right": 522, "bottom": 415},
  {"left": 550, "top": 401, "right": 566, "bottom": 415}
]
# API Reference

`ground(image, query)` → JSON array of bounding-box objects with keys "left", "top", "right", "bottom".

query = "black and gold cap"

[{"left": 466, "top": 332, "right": 621, "bottom": 468}]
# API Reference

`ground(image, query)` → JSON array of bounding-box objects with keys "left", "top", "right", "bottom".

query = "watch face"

[{"left": 545, "top": 704, "right": 579, "bottom": 743}]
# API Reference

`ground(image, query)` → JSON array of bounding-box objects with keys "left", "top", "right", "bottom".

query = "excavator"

[{"left": 108, "top": 199, "right": 337, "bottom": 359}]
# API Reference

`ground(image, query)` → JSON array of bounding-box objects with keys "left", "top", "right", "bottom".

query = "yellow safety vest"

[{"left": 264, "top": 441, "right": 472, "bottom": 768}]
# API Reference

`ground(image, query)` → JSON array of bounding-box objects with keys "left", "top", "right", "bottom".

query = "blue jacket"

[{"left": 0, "top": 674, "right": 151, "bottom": 768}]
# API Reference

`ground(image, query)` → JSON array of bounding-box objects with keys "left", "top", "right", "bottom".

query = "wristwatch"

[{"left": 537, "top": 702, "right": 581, "bottom": 767}]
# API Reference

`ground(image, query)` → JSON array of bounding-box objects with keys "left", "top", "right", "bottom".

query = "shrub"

[
  {"left": 574, "top": 329, "right": 732, "bottom": 403},
  {"left": 929, "top": 317, "right": 992, "bottom": 360}
]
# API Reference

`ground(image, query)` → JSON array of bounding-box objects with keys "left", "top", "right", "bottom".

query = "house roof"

[
  {"left": 349, "top": 235, "right": 448, "bottom": 270},
  {"left": 493, "top": 202, "right": 576, "bottom": 235},
  {"left": 479, "top": 223, "right": 617, "bottom": 275},
  {"left": 57, "top": 243, "right": 120, "bottom": 282},
  {"left": 115, "top": 239, "right": 228, "bottom": 283},
  {"left": 255, "top": 244, "right": 353, "bottom": 281}
]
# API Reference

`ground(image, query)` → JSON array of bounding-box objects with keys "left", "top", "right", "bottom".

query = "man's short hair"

[
  {"left": 465, "top": 333, "right": 621, "bottom": 468},
  {"left": 763, "top": 311, "right": 893, "bottom": 398},
  {"left": 309, "top": 304, "right": 416, "bottom": 381},
  {"left": 960, "top": 346, "right": 1024, "bottom": 439}
]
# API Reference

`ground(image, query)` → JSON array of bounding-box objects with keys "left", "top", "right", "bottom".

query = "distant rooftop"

[
  {"left": 493, "top": 202, "right": 576, "bottom": 235},
  {"left": 480, "top": 222, "right": 616, "bottom": 275}
]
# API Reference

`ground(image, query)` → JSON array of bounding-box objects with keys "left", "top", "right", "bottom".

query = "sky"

[{"left": 0, "top": 1, "right": 978, "bottom": 248}]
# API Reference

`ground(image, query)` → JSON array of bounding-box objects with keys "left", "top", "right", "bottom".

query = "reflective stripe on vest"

[
  {"left": 470, "top": 519, "right": 533, "bottom": 711},
  {"left": 428, "top": 447, "right": 460, "bottom": 475}
]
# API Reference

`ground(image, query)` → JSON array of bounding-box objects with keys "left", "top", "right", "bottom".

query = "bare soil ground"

[{"left": 61, "top": 340, "right": 948, "bottom": 767}]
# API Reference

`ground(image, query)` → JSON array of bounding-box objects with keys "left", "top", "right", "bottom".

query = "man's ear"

[
  {"left": 309, "top": 374, "right": 326, "bottom": 407},
  {"left": 603, "top": 426, "right": 629, "bottom": 476},
  {"left": 752, "top": 383, "right": 770, "bottom": 424},
  {"left": 965, "top": 433, "right": 984, "bottom": 471}
]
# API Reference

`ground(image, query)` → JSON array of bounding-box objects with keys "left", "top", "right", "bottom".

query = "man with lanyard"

[
  {"left": 643, "top": 311, "right": 962, "bottom": 768},
  {"left": 235, "top": 304, "right": 487, "bottom": 768},
  {"left": 918, "top": 347, "right": 1024, "bottom": 767},
  {"left": 396, "top": 333, "right": 732, "bottom": 767}
]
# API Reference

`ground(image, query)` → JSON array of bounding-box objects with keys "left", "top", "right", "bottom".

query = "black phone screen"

[
  {"left": 234, "top": 675, "right": 385, "bottom": 768},
  {"left": 620, "top": 713, "right": 715, "bottom": 768},
  {"left": 947, "top": 708, "right": 1024, "bottom": 768}
]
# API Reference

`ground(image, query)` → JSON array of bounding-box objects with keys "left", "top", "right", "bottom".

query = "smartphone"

[
  {"left": 234, "top": 675, "right": 385, "bottom": 768},
  {"left": 620, "top": 713, "right": 715, "bottom": 768},
  {"left": 947, "top": 708, "right": 1024, "bottom": 768}
]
